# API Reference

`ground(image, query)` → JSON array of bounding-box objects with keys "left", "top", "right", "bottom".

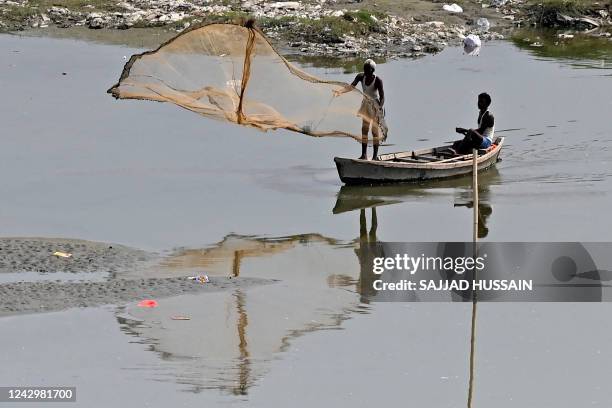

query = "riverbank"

[{"left": 1, "top": 0, "right": 608, "bottom": 59}]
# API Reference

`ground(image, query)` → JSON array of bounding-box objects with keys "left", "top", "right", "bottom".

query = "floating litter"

[
  {"left": 171, "top": 316, "right": 191, "bottom": 320},
  {"left": 138, "top": 299, "right": 158, "bottom": 308},
  {"left": 463, "top": 34, "right": 482, "bottom": 56},
  {"left": 53, "top": 251, "right": 72, "bottom": 258},
  {"left": 188, "top": 275, "right": 210, "bottom": 284}
]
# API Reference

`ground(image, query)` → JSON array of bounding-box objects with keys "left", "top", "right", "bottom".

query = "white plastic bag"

[
  {"left": 463, "top": 34, "right": 482, "bottom": 56},
  {"left": 443, "top": 3, "right": 463, "bottom": 12}
]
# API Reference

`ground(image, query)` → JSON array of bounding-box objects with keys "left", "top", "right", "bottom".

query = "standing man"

[
  {"left": 451, "top": 92, "right": 495, "bottom": 154},
  {"left": 334, "top": 59, "right": 385, "bottom": 160}
]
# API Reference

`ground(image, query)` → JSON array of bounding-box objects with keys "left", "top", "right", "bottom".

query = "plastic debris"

[
  {"left": 53, "top": 251, "right": 72, "bottom": 258},
  {"left": 137, "top": 299, "right": 158, "bottom": 308},
  {"left": 577, "top": 17, "right": 599, "bottom": 27},
  {"left": 442, "top": 4, "right": 463, "bottom": 13},
  {"left": 476, "top": 17, "right": 490, "bottom": 31},
  {"left": 188, "top": 275, "right": 210, "bottom": 284},
  {"left": 463, "top": 34, "right": 482, "bottom": 56},
  {"left": 171, "top": 316, "right": 191, "bottom": 320},
  {"left": 491, "top": 0, "right": 507, "bottom": 6}
]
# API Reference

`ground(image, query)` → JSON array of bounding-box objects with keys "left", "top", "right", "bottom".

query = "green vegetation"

[
  {"left": 4, "top": 0, "right": 122, "bottom": 15},
  {"left": 166, "top": 11, "right": 390, "bottom": 40},
  {"left": 0, "top": 2, "right": 389, "bottom": 38},
  {"left": 166, "top": 10, "right": 250, "bottom": 30},
  {"left": 343, "top": 10, "right": 388, "bottom": 28},
  {"left": 0, "top": 0, "right": 123, "bottom": 30},
  {"left": 511, "top": 28, "right": 612, "bottom": 67},
  {"left": 258, "top": 15, "right": 298, "bottom": 29},
  {"left": 170, "top": 11, "right": 298, "bottom": 31},
  {"left": 285, "top": 10, "right": 389, "bottom": 43},
  {"left": 168, "top": 9, "right": 390, "bottom": 43},
  {"left": 1, "top": 5, "right": 37, "bottom": 25}
]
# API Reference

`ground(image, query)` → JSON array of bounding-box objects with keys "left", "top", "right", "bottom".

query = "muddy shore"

[
  {"left": 0, "top": 237, "right": 276, "bottom": 316},
  {"left": 1, "top": 0, "right": 609, "bottom": 59}
]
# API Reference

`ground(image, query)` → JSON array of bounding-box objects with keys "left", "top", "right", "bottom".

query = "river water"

[{"left": 0, "top": 31, "right": 611, "bottom": 407}]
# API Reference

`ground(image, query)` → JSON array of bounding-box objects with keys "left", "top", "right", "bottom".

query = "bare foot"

[
  {"left": 358, "top": 155, "right": 367, "bottom": 160},
  {"left": 372, "top": 156, "right": 380, "bottom": 161}
]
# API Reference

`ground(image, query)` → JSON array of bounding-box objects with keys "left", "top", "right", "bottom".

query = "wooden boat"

[{"left": 335, "top": 136, "right": 504, "bottom": 185}]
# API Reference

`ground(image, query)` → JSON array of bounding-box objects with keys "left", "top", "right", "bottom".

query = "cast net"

[{"left": 108, "top": 21, "right": 387, "bottom": 143}]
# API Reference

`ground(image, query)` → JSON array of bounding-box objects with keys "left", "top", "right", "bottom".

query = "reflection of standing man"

[
  {"left": 354, "top": 208, "right": 420, "bottom": 303},
  {"left": 355, "top": 207, "right": 382, "bottom": 302}
]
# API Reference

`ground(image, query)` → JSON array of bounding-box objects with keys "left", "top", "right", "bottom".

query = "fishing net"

[{"left": 108, "top": 21, "right": 387, "bottom": 143}]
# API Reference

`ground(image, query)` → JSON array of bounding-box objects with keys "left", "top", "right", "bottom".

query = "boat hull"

[{"left": 335, "top": 137, "right": 504, "bottom": 185}]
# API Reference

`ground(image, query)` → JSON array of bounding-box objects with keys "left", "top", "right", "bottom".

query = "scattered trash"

[
  {"left": 576, "top": 17, "right": 599, "bottom": 28},
  {"left": 53, "top": 251, "right": 72, "bottom": 258},
  {"left": 476, "top": 17, "right": 490, "bottom": 31},
  {"left": 463, "top": 34, "right": 482, "bottom": 56},
  {"left": 137, "top": 299, "right": 158, "bottom": 308},
  {"left": 442, "top": 3, "right": 463, "bottom": 13},
  {"left": 491, "top": 0, "right": 508, "bottom": 7},
  {"left": 188, "top": 275, "right": 210, "bottom": 284},
  {"left": 171, "top": 316, "right": 191, "bottom": 320},
  {"left": 558, "top": 33, "right": 574, "bottom": 39}
]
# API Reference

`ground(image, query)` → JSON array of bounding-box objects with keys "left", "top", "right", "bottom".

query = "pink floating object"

[{"left": 137, "top": 299, "right": 158, "bottom": 308}]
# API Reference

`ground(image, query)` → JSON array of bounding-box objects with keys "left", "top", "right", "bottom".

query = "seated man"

[{"left": 450, "top": 92, "right": 495, "bottom": 155}]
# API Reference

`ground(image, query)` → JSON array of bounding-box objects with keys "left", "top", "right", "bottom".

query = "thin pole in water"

[
  {"left": 467, "top": 148, "right": 479, "bottom": 408},
  {"left": 472, "top": 149, "right": 479, "bottom": 244}
]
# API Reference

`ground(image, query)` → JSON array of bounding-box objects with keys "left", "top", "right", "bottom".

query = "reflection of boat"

[
  {"left": 118, "top": 232, "right": 362, "bottom": 395},
  {"left": 127, "top": 233, "right": 340, "bottom": 279},
  {"left": 334, "top": 137, "right": 504, "bottom": 185},
  {"left": 333, "top": 167, "right": 498, "bottom": 239},
  {"left": 333, "top": 167, "right": 500, "bottom": 214}
]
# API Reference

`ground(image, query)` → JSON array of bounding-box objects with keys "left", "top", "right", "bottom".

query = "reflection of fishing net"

[{"left": 108, "top": 21, "right": 387, "bottom": 143}]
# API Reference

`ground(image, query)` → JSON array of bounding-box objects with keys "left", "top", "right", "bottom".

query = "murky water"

[{"left": 1, "top": 31, "right": 611, "bottom": 407}]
